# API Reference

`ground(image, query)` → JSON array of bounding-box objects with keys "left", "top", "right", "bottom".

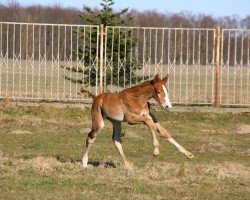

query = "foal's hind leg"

[
  {"left": 82, "top": 105, "right": 104, "bottom": 167},
  {"left": 112, "top": 121, "right": 133, "bottom": 170}
]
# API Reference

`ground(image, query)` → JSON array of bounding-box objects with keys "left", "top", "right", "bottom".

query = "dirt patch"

[
  {"left": 193, "top": 142, "right": 230, "bottom": 153},
  {"left": 10, "top": 130, "right": 33, "bottom": 135},
  {"left": 237, "top": 124, "right": 250, "bottom": 134}
]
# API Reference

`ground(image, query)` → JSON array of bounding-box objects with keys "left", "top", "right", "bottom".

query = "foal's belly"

[
  {"left": 103, "top": 105, "right": 124, "bottom": 121},
  {"left": 105, "top": 107, "right": 124, "bottom": 121},
  {"left": 102, "top": 93, "right": 124, "bottom": 122}
]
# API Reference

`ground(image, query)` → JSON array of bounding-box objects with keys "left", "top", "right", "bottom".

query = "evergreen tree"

[{"left": 63, "top": 0, "right": 142, "bottom": 88}]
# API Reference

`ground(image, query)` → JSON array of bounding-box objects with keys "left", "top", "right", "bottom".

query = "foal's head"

[{"left": 151, "top": 74, "right": 172, "bottom": 110}]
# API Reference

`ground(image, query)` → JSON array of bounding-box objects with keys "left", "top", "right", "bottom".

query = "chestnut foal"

[{"left": 81, "top": 74, "right": 193, "bottom": 169}]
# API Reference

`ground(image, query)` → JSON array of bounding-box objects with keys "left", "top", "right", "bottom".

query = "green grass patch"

[{"left": 0, "top": 105, "right": 249, "bottom": 199}]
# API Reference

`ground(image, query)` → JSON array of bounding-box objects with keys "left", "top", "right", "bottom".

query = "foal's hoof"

[
  {"left": 82, "top": 164, "right": 94, "bottom": 168},
  {"left": 153, "top": 148, "right": 160, "bottom": 156},
  {"left": 186, "top": 152, "right": 194, "bottom": 159}
]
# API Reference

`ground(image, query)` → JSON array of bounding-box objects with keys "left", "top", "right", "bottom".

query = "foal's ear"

[
  {"left": 153, "top": 74, "right": 161, "bottom": 84},
  {"left": 162, "top": 74, "right": 169, "bottom": 84}
]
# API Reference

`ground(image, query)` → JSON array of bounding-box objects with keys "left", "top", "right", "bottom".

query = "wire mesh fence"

[
  {"left": 104, "top": 26, "right": 216, "bottom": 105},
  {"left": 0, "top": 21, "right": 249, "bottom": 106},
  {"left": 220, "top": 29, "right": 250, "bottom": 106},
  {"left": 0, "top": 22, "right": 99, "bottom": 101}
]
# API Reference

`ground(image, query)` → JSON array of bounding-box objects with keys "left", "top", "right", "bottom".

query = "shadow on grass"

[
  {"left": 56, "top": 155, "right": 116, "bottom": 168},
  {"left": 88, "top": 161, "right": 116, "bottom": 168}
]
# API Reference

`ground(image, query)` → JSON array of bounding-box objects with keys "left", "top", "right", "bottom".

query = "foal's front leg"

[
  {"left": 146, "top": 103, "right": 193, "bottom": 159},
  {"left": 127, "top": 114, "right": 160, "bottom": 156},
  {"left": 154, "top": 120, "right": 194, "bottom": 159},
  {"left": 143, "top": 118, "right": 160, "bottom": 156}
]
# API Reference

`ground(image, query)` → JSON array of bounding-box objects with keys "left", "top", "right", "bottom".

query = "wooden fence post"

[
  {"left": 214, "top": 27, "right": 221, "bottom": 107},
  {"left": 99, "top": 24, "right": 104, "bottom": 94}
]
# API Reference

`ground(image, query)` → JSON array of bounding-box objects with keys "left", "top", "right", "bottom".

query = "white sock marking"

[{"left": 168, "top": 137, "right": 186, "bottom": 153}]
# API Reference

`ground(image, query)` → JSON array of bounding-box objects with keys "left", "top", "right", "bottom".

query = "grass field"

[{"left": 0, "top": 104, "right": 249, "bottom": 199}]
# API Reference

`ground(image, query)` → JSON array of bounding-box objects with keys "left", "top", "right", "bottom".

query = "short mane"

[
  {"left": 123, "top": 79, "right": 153, "bottom": 91},
  {"left": 120, "top": 79, "right": 154, "bottom": 98}
]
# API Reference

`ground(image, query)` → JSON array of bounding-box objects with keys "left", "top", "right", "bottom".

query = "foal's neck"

[{"left": 129, "top": 81, "right": 154, "bottom": 104}]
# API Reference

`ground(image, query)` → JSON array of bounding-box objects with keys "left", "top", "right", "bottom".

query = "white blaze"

[{"left": 162, "top": 85, "right": 172, "bottom": 109}]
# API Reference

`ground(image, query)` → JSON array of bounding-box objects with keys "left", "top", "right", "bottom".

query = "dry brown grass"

[
  {"left": 9, "top": 129, "right": 33, "bottom": 135},
  {"left": 0, "top": 106, "right": 249, "bottom": 199},
  {"left": 1, "top": 153, "right": 249, "bottom": 199},
  {"left": 18, "top": 115, "right": 43, "bottom": 126}
]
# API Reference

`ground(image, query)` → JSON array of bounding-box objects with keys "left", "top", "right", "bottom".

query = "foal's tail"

[{"left": 79, "top": 88, "right": 96, "bottom": 99}]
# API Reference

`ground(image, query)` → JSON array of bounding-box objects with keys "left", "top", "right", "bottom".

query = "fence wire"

[
  {"left": 0, "top": 22, "right": 249, "bottom": 106},
  {"left": 0, "top": 22, "right": 99, "bottom": 101},
  {"left": 104, "top": 26, "right": 216, "bottom": 105},
  {"left": 221, "top": 29, "right": 250, "bottom": 106}
]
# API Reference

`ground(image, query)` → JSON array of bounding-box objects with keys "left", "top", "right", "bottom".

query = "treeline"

[
  {"left": 0, "top": 2, "right": 249, "bottom": 28},
  {"left": 0, "top": 2, "right": 81, "bottom": 24},
  {"left": 129, "top": 10, "right": 250, "bottom": 29}
]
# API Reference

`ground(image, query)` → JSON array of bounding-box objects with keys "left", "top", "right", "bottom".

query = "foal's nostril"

[{"left": 163, "top": 105, "right": 168, "bottom": 110}]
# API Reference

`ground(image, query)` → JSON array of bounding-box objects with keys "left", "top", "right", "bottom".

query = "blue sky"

[{"left": 3, "top": 0, "right": 250, "bottom": 18}]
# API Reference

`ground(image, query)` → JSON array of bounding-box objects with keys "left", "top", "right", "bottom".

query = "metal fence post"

[
  {"left": 214, "top": 27, "right": 221, "bottom": 107},
  {"left": 99, "top": 24, "right": 104, "bottom": 94}
]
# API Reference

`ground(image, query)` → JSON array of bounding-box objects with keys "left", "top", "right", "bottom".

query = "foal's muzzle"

[
  {"left": 162, "top": 103, "right": 172, "bottom": 111},
  {"left": 163, "top": 105, "right": 169, "bottom": 111}
]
